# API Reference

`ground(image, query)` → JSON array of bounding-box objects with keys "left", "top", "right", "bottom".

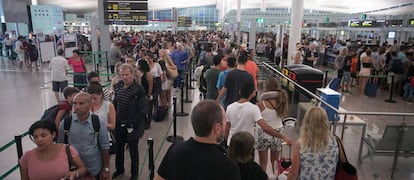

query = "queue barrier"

[
  {"left": 257, "top": 57, "right": 414, "bottom": 179},
  {"left": 0, "top": 131, "right": 29, "bottom": 180}
]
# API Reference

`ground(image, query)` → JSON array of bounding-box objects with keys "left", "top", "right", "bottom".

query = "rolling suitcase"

[
  {"left": 153, "top": 106, "right": 169, "bottom": 122},
  {"left": 365, "top": 77, "right": 378, "bottom": 97}
]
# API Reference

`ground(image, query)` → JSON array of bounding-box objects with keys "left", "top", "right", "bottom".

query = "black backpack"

[
  {"left": 63, "top": 114, "right": 100, "bottom": 145},
  {"left": 40, "top": 102, "right": 69, "bottom": 122},
  {"left": 391, "top": 58, "right": 404, "bottom": 74},
  {"left": 199, "top": 65, "right": 211, "bottom": 93}
]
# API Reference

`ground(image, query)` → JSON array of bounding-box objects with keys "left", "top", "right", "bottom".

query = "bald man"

[{"left": 57, "top": 92, "right": 111, "bottom": 179}]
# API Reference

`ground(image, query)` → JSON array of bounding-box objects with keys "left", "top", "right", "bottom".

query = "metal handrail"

[{"left": 260, "top": 60, "right": 414, "bottom": 118}]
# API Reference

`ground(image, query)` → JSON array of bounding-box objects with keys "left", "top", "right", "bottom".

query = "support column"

[
  {"left": 287, "top": 0, "right": 304, "bottom": 65},
  {"left": 249, "top": 18, "right": 257, "bottom": 50},
  {"left": 97, "top": 0, "right": 111, "bottom": 53},
  {"left": 90, "top": 14, "right": 98, "bottom": 52},
  {"left": 261, "top": 0, "right": 266, "bottom": 12},
  {"left": 236, "top": 0, "right": 241, "bottom": 46}
]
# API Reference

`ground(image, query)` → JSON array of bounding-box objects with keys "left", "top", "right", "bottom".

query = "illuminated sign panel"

[
  {"left": 349, "top": 21, "right": 360, "bottom": 27},
  {"left": 410, "top": 19, "right": 414, "bottom": 26},
  {"left": 178, "top": 16, "right": 192, "bottom": 27},
  {"left": 103, "top": 0, "right": 148, "bottom": 25},
  {"left": 362, "top": 21, "right": 372, "bottom": 27}
]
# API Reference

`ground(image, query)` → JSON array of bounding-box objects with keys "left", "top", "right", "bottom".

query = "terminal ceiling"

[{"left": 37, "top": 0, "right": 414, "bottom": 17}]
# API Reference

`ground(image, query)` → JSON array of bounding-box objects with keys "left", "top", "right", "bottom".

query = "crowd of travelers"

[{"left": 18, "top": 30, "right": 414, "bottom": 180}]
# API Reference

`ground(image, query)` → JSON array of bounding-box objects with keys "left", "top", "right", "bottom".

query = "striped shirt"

[{"left": 115, "top": 82, "right": 135, "bottom": 126}]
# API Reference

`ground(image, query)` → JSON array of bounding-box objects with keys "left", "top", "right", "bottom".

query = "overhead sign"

[
  {"left": 361, "top": 20, "right": 372, "bottom": 27},
  {"left": 103, "top": 0, "right": 148, "bottom": 25},
  {"left": 178, "top": 16, "right": 192, "bottom": 27},
  {"left": 349, "top": 20, "right": 360, "bottom": 27}
]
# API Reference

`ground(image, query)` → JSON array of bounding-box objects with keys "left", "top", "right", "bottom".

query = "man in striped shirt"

[{"left": 112, "top": 64, "right": 148, "bottom": 180}]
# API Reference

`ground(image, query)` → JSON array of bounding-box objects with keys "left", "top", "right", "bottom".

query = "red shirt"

[{"left": 68, "top": 57, "right": 86, "bottom": 73}]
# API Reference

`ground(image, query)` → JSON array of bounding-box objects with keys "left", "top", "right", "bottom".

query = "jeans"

[
  {"left": 73, "top": 73, "right": 87, "bottom": 89},
  {"left": 403, "top": 83, "right": 413, "bottom": 99},
  {"left": 173, "top": 70, "right": 185, "bottom": 88},
  {"left": 115, "top": 127, "right": 139, "bottom": 175},
  {"left": 319, "top": 52, "right": 325, "bottom": 66}
]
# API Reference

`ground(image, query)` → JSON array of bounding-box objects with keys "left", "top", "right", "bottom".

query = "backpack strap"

[
  {"left": 91, "top": 114, "right": 101, "bottom": 148},
  {"left": 63, "top": 115, "right": 72, "bottom": 144}
]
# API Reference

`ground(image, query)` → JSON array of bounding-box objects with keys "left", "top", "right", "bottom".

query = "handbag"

[
  {"left": 65, "top": 144, "right": 77, "bottom": 171},
  {"left": 334, "top": 135, "right": 358, "bottom": 180},
  {"left": 166, "top": 65, "right": 178, "bottom": 79}
]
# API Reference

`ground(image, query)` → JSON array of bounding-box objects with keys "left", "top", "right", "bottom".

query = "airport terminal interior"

[{"left": 0, "top": 0, "right": 414, "bottom": 179}]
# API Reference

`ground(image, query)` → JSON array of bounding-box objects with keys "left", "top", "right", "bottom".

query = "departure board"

[
  {"left": 178, "top": 16, "right": 192, "bottom": 27},
  {"left": 103, "top": 0, "right": 148, "bottom": 25}
]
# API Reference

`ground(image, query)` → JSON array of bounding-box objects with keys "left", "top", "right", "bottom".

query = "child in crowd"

[
  {"left": 228, "top": 131, "right": 268, "bottom": 180},
  {"left": 54, "top": 87, "right": 80, "bottom": 131}
]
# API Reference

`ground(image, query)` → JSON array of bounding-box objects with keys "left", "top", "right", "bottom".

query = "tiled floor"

[{"left": 0, "top": 57, "right": 413, "bottom": 180}]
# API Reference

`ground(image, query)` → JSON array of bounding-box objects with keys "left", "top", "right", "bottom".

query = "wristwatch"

[{"left": 104, "top": 167, "right": 110, "bottom": 172}]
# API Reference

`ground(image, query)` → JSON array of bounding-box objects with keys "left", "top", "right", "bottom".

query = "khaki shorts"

[{"left": 388, "top": 72, "right": 402, "bottom": 84}]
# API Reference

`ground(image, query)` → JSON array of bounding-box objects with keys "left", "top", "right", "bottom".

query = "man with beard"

[{"left": 155, "top": 100, "right": 241, "bottom": 180}]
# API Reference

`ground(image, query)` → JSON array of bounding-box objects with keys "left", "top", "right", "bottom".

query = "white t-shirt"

[
  {"left": 15, "top": 40, "right": 24, "bottom": 54},
  {"left": 150, "top": 62, "right": 163, "bottom": 77},
  {"left": 226, "top": 101, "right": 263, "bottom": 145},
  {"left": 92, "top": 101, "right": 110, "bottom": 124},
  {"left": 49, "top": 56, "right": 69, "bottom": 82}
]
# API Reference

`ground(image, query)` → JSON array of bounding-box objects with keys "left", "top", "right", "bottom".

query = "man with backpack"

[{"left": 57, "top": 92, "right": 111, "bottom": 179}]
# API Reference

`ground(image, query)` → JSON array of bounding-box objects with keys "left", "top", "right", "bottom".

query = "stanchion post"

[
  {"left": 147, "top": 138, "right": 154, "bottom": 180},
  {"left": 324, "top": 70, "right": 329, "bottom": 87},
  {"left": 15, "top": 135, "right": 23, "bottom": 160},
  {"left": 187, "top": 66, "right": 195, "bottom": 89},
  {"left": 184, "top": 72, "right": 193, "bottom": 103},
  {"left": 167, "top": 97, "right": 184, "bottom": 142},
  {"left": 176, "top": 80, "right": 189, "bottom": 116},
  {"left": 385, "top": 74, "right": 397, "bottom": 103},
  {"left": 106, "top": 51, "right": 110, "bottom": 82}
]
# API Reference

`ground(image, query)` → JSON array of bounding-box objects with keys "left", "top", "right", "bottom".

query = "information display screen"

[
  {"left": 362, "top": 20, "right": 372, "bottom": 27},
  {"left": 178, "top": 16, "right": 192, "bottom": 27},
  {"left": 387, "top": 31, "right": 396, "bottom": 39},
  {"left": 349, "top": 20, "right": 360, "bottom": 27},
  {"left": 410, "top": 19, "right": 414, "bottom": 26},
  {"left": 103, "top": 0, "right": 148, "bottom": 25}
]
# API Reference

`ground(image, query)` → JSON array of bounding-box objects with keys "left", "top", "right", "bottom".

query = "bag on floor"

[
  {"left": 152, "top": 106, "right": 169, "bottom": 122},
  {"left": 277, "top": 146, "right": 292, "bottom": 176},
  {"left": 328, "top": 78, "right": 341, "bottom": 92},
  {"left": 365, "top": 78, "right": 378, "bottom": 97}
]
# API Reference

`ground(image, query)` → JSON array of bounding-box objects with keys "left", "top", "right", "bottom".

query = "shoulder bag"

[
  {"left": 334, "top": 135, "right": 358, "bottom": 180},
  {"left": 166, "top": 65, "right": 178, "bottom": 79},
  {"left": 65, "top": 144, "right": 77, "bottom": 171}
]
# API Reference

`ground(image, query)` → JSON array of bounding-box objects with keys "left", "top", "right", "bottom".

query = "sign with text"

[
  {"left": 178, "top": 16, "right": 192, "bottom": 27},
  {"left": 349, "top": 20, "right": 360, "bottom": 27},
  {"left": 103, "top": 0, "right": 148, "bottom": 25}
]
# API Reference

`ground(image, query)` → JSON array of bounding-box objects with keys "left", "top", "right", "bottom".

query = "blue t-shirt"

[{"left": 171, "top": 50, "right": 188, "bottom": 71}]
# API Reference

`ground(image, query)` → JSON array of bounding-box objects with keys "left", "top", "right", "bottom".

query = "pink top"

[
  {"left": 19, "top": 144, "right": 79, "bottom": 180},
  {"left": 68, "top": 57, "right": 86, "bottom": 73}
]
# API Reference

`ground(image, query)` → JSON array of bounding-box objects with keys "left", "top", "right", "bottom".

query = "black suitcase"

[{"left": 153, "top": 106, "right": 169, "bottom": 122}]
